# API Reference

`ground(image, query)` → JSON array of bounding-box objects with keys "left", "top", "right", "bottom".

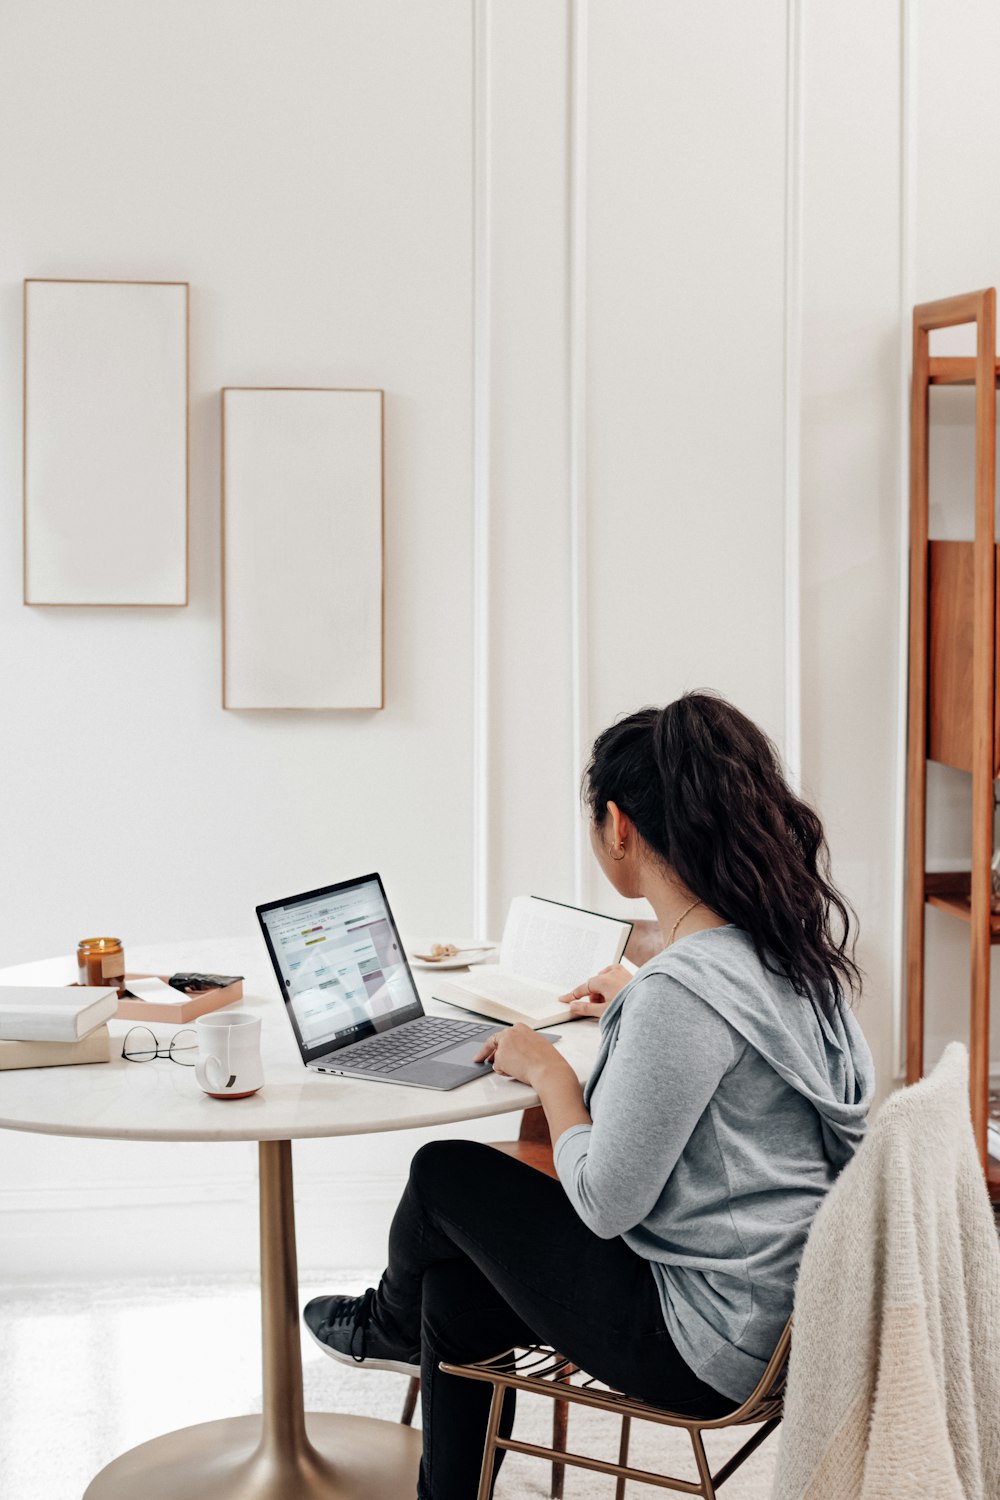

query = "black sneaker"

[{"left": 303, "top": 1287, "right": 420, "bottom": 1376}]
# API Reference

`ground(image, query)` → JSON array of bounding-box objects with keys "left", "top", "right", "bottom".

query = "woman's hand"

[
  {"left": 473, "top": 1023, "right": 569, "bottom": 1087},
  {"left": 559, "top": 963, "right": 633, "bottom": 1019}
]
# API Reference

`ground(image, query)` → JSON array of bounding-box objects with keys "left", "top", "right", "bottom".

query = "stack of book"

[
  {"left": 0, "top": 986, "right": 118, "bottom": 1070},
  {"left": 989, "top": 1088, "right": 1000, "bottom": 1165}
]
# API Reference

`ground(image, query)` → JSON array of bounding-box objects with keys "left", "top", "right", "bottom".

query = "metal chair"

[
  {"left": 440, "top": 1316, "right": 792, "bottom": 1500},
  {"left": 398, "top": 1106, "right": 573, "bottom": 1498}
]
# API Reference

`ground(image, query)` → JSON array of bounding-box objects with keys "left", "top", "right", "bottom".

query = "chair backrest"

[{"left": 700, "top": 1315, "right": 791, "bottom": 1429}]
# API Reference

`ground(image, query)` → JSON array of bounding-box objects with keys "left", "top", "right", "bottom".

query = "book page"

[
  {"left": 438, "top": 968, "right": 564, "bottom": 1020},
  {"left": 499, "top": 897, "right": 630, "bottom": 988}
]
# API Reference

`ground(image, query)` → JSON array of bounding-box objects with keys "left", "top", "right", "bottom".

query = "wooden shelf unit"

[
  {"left": 924, "top": 872, "right": 1000, "bottom": 941},
  {"left": 906, "top": 288, "right": 999, "bottom": 1201}
]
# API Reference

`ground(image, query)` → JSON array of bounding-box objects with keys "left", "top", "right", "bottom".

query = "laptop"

[{"left": 257, "top": 872, "right": 507, "bottom": 1090}]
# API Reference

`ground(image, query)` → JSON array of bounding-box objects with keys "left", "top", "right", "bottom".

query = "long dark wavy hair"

[{"left": 583, "top": 693, "right": 861, "bottom": 1014}]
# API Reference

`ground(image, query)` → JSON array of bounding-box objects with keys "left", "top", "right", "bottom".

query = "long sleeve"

[
  {"left": 546, "top": 926, "right": 874, "bottom": 1405},
  {"left": 553, "top": 977, "right": 737, "bottom": 1239}
]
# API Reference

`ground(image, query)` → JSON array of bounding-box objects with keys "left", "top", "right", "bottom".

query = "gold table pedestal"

[
  {"left": 83, "top": 1141, "right": 422, "bottom": 1500},
  {"left": 81, "top": 1413, "right": 422, "bottom": 1500}
]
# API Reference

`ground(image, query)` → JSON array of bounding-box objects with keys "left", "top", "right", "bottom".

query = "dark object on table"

[{"left": 168, "top": 972, "right": 244, "bottom": 992}]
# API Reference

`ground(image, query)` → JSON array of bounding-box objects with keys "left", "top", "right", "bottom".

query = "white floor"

[{"left": 0, "top": 1275, "right": 778, "bottom": 1499}]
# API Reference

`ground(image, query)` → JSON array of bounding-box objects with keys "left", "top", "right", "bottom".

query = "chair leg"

[
  {"left": 400, "top": 1374, "right": 420, "bottom": 1427},
  {"left": 550, "top": 1364, "right": 574, "bottom": 1499},
  {"left": 550, "top": 1392, "right": 569, "bottom": 1498},
  {"left": 478, "top": 1382, "right": 507, "bottom": 1500},
  {"left": 614, "top": 1414, "right": 632, "bottom": 1500},
  {"left": 689, "top": 1428, "right": 715, "bottom": 1500}
]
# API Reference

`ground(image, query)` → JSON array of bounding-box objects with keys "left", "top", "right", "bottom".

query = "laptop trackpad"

[{"left": 405, "top": 1057, "right": 490, "bottom": 1089}]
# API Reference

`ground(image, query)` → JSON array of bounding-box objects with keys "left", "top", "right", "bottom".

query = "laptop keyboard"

[{"left": 331, "top": 1015, "right": 488, "bottom": 1074}]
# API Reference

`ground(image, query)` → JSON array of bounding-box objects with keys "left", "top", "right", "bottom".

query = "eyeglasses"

[{"left": 121, "top": 1026, "right": 197, "bottom": 1066}]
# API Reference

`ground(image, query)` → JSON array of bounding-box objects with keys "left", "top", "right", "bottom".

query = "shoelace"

[{"left": 339, "top": 1286, "right": 376, "bottom": 1363}]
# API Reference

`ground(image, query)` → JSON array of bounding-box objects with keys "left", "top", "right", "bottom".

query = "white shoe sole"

[{"left": 305, "top": 1319, "right": 421, "bottom": 1377}]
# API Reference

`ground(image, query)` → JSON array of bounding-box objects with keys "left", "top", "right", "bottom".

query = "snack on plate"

[{"left": 429, "top": 943, "right": 459, "bottom": 959}]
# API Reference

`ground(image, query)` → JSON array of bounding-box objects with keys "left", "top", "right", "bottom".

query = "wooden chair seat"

[{"left": 488, "top": 1136, "right": 560, "bottom": 1179}]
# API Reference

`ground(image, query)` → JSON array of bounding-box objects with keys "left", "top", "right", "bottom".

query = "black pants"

[{"left": 375, "top": 1139, "right": 737, "bottom": 1500}]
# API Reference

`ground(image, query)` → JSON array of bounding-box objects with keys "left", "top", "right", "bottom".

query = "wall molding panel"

[
  {"left": 797, "top": 0, "right": 906, "bottom": 1107},
  {"left": 568, "top": 0, "right": 590, "bottom": 905},
  {"left": 783, "top": 0, "right": 804, "bottom": 788},
  {"left": 473, "top": 0, "right": 576, "bottom": 937},
  {"left": 892, "top": 0, "right": 917, "bottom": 1081},
  {"left": 472, "top": 0, "right": 493, "bottom": 938}
]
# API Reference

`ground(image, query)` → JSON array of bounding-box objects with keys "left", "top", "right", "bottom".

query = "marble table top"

[{"left": 0, "top": 936, "right": 600, "bottom": 1143}]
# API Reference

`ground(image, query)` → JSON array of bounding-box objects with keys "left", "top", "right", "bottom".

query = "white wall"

[
  {"left": 1, "top": 0, "right": 993, "bottom": 1280},
  {"left": 0, "top": 0, "right": 481, "bottom": 1280},
  {"left": 0, "top": 0, "right": 477, "bottom": 958}
]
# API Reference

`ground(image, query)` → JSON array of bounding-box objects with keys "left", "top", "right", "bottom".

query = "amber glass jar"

[{"left": 77, "top": 937, "right": 125, "bottom": 989}]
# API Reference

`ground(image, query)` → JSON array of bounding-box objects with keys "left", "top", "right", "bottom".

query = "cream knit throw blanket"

[{"left": 772, "top": 1042, "right": 1000, "bottom": 1500}]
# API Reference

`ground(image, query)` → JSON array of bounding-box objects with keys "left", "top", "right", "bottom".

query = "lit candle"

[{"left": 77, "top": 936, "right": 125, "bottom": 989}]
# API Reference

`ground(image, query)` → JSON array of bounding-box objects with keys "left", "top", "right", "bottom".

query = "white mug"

[{"left": 195, "top": 1011, "right": 263, "bottom": 1099}]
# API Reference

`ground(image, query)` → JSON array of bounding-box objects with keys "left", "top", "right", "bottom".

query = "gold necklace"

[{"left": 668, "top": 898, "right": 703, "bottom": 946}]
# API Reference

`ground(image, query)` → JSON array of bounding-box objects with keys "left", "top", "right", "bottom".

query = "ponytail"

[{"left": 583, "top": 693, "right": 860, "bottom": 1014}]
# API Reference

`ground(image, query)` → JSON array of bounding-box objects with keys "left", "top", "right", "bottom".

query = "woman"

[{"left": 304, "top": 693, "right": 874, "bottom": 1500}]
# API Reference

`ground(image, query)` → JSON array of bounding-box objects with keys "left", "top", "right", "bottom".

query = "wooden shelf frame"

[
  {"left": 906, "top": 288, "right": 997, "bottom": 1194},
  {"left": 924, "top": 871, "right": 1000, "bottom": 941},
  {"left": 928, "top": 356, "right": 1000, "bottom": 386}
]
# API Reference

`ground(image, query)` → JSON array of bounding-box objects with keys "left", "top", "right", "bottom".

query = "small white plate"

[{"left": 406, "top": 940, "right": 497, "bottom": 972}]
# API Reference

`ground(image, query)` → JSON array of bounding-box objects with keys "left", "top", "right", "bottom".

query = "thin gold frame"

[
  {"left": 22, "top": 277, "right": 190, "bottom": 608},
  {"left": 440, "top": 1320, "right": 791, "bottom": 1500},
  {"left": 220, "top": 386, "right": 386, "bottom": 711}
]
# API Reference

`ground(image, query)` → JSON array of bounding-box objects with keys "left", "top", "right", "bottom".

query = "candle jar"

[{"left": 77, "top": 937, "right": 125, "bottom": 989}]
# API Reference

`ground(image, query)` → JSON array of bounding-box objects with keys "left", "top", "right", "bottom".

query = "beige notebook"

[
  {"left": 0, "top": 1024, "right": 111, "bottom": 1071},
  {"left": 431, "top": 896, "right": 632, "bottom": 1030}
]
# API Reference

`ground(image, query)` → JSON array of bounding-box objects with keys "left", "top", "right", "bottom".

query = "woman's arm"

[
  {"left": 474, "top": 1024, "right": 592, "bottom": 1140},
  {"left": 554, "top": 979, "right": 736, "bottom": 1238},
  {"left": 532, "top": 1051, "right": 592, "bottom": 1142},
  {"left": 475, "top": 979, "right": 738, "bottom": 1240}
]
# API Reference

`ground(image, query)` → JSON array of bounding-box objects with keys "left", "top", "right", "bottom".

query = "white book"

[
  {"left": 988, "top": 1122, "right": 1000, "bottom": 1164},
  {"left": 0, "top": 985, "right": 119, "bottom": 1042},
  {"left": 430, "top": 896, "right": 632, "bottom": 1030}
]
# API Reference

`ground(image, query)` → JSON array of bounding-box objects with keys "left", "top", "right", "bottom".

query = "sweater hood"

[{"left": 593, "top": 925, "right": 874, "bottom": 1170}]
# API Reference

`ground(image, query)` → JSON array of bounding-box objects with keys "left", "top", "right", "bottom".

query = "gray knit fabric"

[{"left": 554, "top": 925, "right": 874, "bottom": 1402}]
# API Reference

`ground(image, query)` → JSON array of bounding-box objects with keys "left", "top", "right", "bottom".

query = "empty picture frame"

[
  {"left": 222, "top": 387, "right": 384, "bottom": 710},
  {"left": 22, "top": 278, "right": 189, "bottom": 606}
]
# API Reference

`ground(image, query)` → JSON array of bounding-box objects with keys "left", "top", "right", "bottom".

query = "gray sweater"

[{"left": 553, "top": 925, "right": 874, "bottom": 1402}]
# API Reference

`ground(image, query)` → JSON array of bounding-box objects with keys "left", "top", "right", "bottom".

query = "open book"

[{"left": 430, "top": 896, "right": 632, "bottom": 1029}]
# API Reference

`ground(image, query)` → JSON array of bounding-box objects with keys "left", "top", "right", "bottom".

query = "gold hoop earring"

[{"left": 609, "top": 843, "right": 626, "bottom": 862}]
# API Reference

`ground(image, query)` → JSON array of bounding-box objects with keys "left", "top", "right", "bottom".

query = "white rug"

[{"left": 0, "top": 1277, "right": 777, "bottom": 1499}]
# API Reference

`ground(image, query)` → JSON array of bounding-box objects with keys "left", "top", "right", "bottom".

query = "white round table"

[{"left": 0, "top": 938, "right": 600, "bottom": 1500}]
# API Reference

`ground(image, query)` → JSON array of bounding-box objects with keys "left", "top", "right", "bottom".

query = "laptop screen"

[{"left": 257, "top": 873, "right": 424, "bottom": 1063}]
